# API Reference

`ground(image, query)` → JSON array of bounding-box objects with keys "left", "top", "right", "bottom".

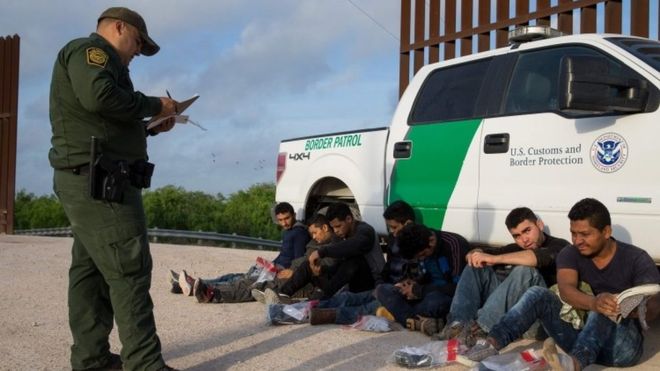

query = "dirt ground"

[{"left": 0, "top": 234, "right": 657, "bottom": 370}]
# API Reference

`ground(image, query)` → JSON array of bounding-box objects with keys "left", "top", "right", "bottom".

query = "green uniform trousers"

[{"left": 54, "top": 170, "right": 165, "bottom": 371}]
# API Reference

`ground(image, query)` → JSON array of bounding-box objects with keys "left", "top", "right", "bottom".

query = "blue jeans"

[
  {"left": 489, "top": 286, "right": 644, "bottom": 369},
  {"left": 374, "top": 283, "right": 452, "bottom": 325},
  {"left": 448, "top": 265, "right": 545, "bottom": 332},
  {"left": 205, "top": 264, "right": 258, "bottom": 286},
  {"left": 318, "top": 290, "right": 381, "bottom": 325},
  {"left": 204, "top": 273, "right": 244, "bottom": 286}
]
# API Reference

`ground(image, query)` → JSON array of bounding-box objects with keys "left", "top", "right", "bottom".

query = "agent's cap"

[{"left": 98, "top": 7, "right": 159, "bottom": 56}]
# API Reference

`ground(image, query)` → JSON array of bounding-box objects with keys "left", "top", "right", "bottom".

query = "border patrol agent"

[{"left": 49, "top": 7, "right": 178, "bottom": 371}]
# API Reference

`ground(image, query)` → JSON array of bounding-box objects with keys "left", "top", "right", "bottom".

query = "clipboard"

[{"left": 147, "top": 94, "right": 200, "bottom": 130}]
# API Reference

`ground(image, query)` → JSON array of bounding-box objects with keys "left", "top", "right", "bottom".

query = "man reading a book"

[{"left": 462, "top": 198, "right": 660, "bottom": 370}]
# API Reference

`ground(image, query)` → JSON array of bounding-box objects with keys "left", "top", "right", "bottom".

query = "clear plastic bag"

[
  {"left": 254, "top": 257, "right": 277, "bottom": 283},
  {"left": 476, "top": 348, "right": 549, "bottom": 371},
  {"left": 267, "top": 301, "right": 318, "bottom": 325},
  {"left": 390, "top": 339, "right": 466, "bottom": 368},
  {"left": 267, "top": 303, "right": 307, "bottom": 325},
  {"left": 346, "top": 315, "right": 392, "bottom": 332},
  {"left": 246, "top": 264, "right": 261, "bottom": 279},
  {"left": 282, "top": 301, "right": 312, "bottom": 321}
]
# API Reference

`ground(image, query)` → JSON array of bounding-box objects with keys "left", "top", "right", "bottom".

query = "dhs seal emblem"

[{"left": 590, "top": 132, "right": 628, "bottom": 173}]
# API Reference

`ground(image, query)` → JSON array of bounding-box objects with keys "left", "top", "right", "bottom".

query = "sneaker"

[
  {"left": 309, "top": 308, "right": 337, "bottom": 325},
  {"left": 420, "top": 317, "right": 444, "bottom": 336},
  {"left": 280, "top": 293, "right": 294, "bottom": 304},
  {"left": 179, "top": 270, "right": 195, "bottom": 296},
  {"left": 435, "top": 320, "right": 465, "bottom": 340},
  {"left": 455, "top": 320, "right": 488, "bottom": 347},
  {"left": 167, "top": 269, "right": 179, "bottom": 283},
  {"left": 375, "top": 306, "right": 395, "bottom": 322},
  {"left": 251, "top": 289, "right": 266, "bottom": 304},
  {"left": 263, "top": 288, "right": 294, "bottom": 305},
  {"left": 462, "top": 339, "right": 499, "bottom": 362},
  {"left": 405, "top": 315, "right": 444, "bottom": 336},
  {"left": 264, "top": 288, "right": 282, "bottom": 305},
  {"left": 167, "top": 270, "right": 183, "bottom": 294},
  {"left": 543, "top": 338, "right": 576, "bottom": 371},
  {"left": 193, "top": 278, "right": 215, "bottom": 303}
]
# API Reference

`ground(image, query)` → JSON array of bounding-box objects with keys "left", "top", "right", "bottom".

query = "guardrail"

[
  {"left": 14, "top": 227, "right": 282, "bottom": 249},
  {"left": 15, "top": 227, "right": 73, "bottom": 237}
]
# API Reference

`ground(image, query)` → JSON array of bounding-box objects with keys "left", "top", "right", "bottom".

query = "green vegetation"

[
  {"left": 14, "top": 190, "right": 69, "bottom": 229},
  {"left": 220, "top": 183, "right": 280, "bottom": 240},
  {"left": 142, "top": 185, "right": 225, "bottom": 232},
  {"left": 14, "top": 183, "right": 282, "bottom": 240}
]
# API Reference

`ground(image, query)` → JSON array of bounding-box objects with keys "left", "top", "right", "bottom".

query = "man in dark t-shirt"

[
  {"left": 438, "top": 207, "right": 569, "bottom": 340},
  {"left": 463, "top": 198, "right": 660, "bottom": 370}
]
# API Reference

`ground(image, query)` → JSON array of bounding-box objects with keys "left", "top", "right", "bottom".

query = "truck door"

[
  {"left": 477, "top": 43, "right": 660, "bottom": 247},
  {"left": 387, "top": 58, "right": 493, "bottom": 240}
]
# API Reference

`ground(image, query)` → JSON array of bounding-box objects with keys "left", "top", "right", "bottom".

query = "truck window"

[
  {"left": 503, "top": 46, "right": 643, "bottom": 116},
  {"left": 606, "top": 37, "right": 660, "bottom": 73},
  {"left": 409, "top": 58, "right": 491, "bottom": 124}
]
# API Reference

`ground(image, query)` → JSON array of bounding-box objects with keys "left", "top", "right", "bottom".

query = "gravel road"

[{"left": 1, "top": 235, "right": 657, "bottom": 370}]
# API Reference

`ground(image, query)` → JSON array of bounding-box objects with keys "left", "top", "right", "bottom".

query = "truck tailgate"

[{"left": 276, "top": 127, "right": 389, "bottom": 233}]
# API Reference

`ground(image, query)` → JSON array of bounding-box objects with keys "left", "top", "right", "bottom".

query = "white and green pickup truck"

[{"left": 275, "top": 28, "right": 660, "bottom": 263}]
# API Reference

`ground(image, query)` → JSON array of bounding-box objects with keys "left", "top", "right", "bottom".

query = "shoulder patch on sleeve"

[{"left": 86, "top": 47, "right": 108, "bottom": 68}]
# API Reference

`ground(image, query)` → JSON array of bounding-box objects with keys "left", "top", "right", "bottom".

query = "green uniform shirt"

[{"left": 49, "top": 33, "right": 162, "bottom": 169}]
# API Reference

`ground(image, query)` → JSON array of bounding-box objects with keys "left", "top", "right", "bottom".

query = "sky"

[
  {"left": 3, "top": 1, "right": 658, "bottom": 197},
  {"left": 2, "top": 0, "right": 401, "bottom": 197}
]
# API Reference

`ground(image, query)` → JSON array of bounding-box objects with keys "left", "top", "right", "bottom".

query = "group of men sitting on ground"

[{"left": 168, "top": 198, "right": 660, "bottom": 370}]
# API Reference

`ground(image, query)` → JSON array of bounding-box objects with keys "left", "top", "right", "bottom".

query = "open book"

[
  {"left": 608, "top": 283, "right": 660, "bottom": 323},
  {"left": 147, "top": 94, "right": 200, "bottom": 130}
]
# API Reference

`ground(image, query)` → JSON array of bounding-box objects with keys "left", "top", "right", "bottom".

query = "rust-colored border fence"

[
  {"left": 400, "top": 0, "right": 659, "bottom": 96},
  {"left": 1, "top": 35, "right": 20, "bottom": 234}
]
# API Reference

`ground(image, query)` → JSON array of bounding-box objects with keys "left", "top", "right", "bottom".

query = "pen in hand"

[{"left": 166, "top": 90, "right": 178, "bottom": 114}]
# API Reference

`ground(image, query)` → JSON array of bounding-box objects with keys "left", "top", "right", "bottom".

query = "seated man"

[
  {"left": 382, "top": 200, "right": 416, "bottom": 284},
  {"left": 438, "top": 207, "right": 569, "bottom": 340},
  {"left": 374, "top": 223, "right": 469, "bottom": 329},
  {"left": 463, "top": 198, "right": 660, "bottom": 370},
  {"left": 306, "top": 200, "right": 417, "bottom": 325},
  {"left": 272, "top": 201, "right": 312, "bottom": 270},
  {"left": 300, "top": 202, "right": 386, "bottom": 299},
  {"left": 254, "top": 213, "right": 342, "bottom": 302},
  {"left": 170, "top": 202, "right": 310, "bottom": 303}
]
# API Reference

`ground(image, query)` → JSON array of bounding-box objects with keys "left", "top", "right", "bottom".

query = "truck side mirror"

[{"left": 559, "top": 55, "right": 655, "bottom": 114}]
